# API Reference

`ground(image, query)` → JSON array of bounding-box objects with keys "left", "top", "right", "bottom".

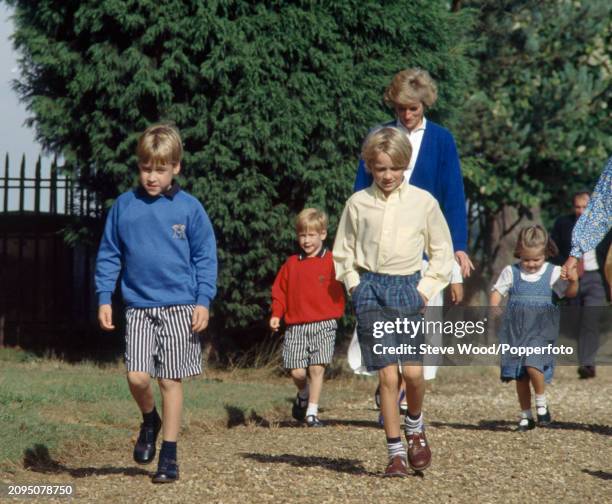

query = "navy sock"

[
  {"left": 142, "top": 406, "right": 160, "bottom": 426},
  {"left": 159, "top": 441, "right": 177, "bottom": 461}
]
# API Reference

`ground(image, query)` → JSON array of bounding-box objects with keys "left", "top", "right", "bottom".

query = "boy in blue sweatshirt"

[{"left": 95, "top": 124, "right": 217, "bottom": 483}]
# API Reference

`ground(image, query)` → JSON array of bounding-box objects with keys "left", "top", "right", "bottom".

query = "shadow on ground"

[
  {"left": 430, "top": 420, "right": 612, "bottom": 435},
  {"left": 241, "top": 452, "right": 380, "bottom": 476},
  {"left": 23, "top": 444, "right": 150, "bottom": 478},
  {"left": 582, "top": 469, "right": 612, "bottom": 480},
  {"left": 225, "top": 405, "right": 380, "bottom": 429}
]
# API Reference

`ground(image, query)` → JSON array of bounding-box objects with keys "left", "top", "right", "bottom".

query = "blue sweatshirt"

[
  {"left": 95, "top": 185, "right": 217, "bottom": 308},
  {"left": 353, "top": 120, "right": 468, "bottom": 252}
]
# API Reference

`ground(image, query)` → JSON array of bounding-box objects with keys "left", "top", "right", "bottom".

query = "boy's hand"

[
  {"left": 192, "top": 305, "right": 209, "bottom": 332},
  {"left": 418, "top": 291, "right": 428, "bottom": 311},
  {"left": 450, "top": 283, "right": 464, "bottom": 305},
  {"left": 270, "top": 317, "right": 281, "bottom": 332},
  {"left": 98, "top": 304, "right": 115, "bottom": 331}
]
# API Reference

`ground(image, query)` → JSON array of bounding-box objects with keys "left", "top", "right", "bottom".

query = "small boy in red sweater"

[{"left": 270, "top": 208, "right": 345, "bottom": 427}]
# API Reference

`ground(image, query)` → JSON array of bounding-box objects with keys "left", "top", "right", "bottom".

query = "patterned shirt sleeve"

[{"left": 570, "top": 157, "right": 612, "bottom": 258}]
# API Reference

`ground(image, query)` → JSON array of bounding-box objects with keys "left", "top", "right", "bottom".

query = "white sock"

[
  {"left": 404, "top": 412, "right": 424, "bottom": 434},
  {"left": 306, "top": 403, "right": 318, "bottom": 417},
  {"left": 521, "top": 409, "right": 533, "bottom": 419},
  {"left": 386, "top": 438, "right": 405, "bottom": 460},
  {"left": 535, "top": 394, "right": 547, "bottom": 415}
]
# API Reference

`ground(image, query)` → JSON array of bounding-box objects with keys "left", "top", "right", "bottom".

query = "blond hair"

[
  {"left": 295, "top": 208, "right": 328, "bottom": 233},
  {"left": 384, "top": 68, "right": 438, "bottom": 109},
  {"left": 361, "top": 127, "right": 412, "bottom": 173},
  {"left": 514, "top": 225, "right": 559, "bottom": 259},
  {"left": 136, "top": 123, "right": 183, "bottom": 166}
]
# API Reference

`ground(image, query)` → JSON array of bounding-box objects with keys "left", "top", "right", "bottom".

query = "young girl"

[{"left": 491, "top": 225, "right": 578, "bottom": 431}]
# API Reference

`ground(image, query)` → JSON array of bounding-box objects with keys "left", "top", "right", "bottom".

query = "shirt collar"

[
  {"left": 298, "top": 246, "right": 328, "bottom": 261},
  {"left": 371, "top": 178, "right": 409, "bottom": 201},
  {"left": 136, "top": 182, "right": 181, "bottom": 199},
  {"left": 395, "top": 116, "right": 427, "bottom": 134}
]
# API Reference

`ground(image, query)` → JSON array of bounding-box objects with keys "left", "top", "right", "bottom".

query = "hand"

[
  {"left": 98, "top": 304, "right": 115, "bottom": 331},
  {"left": 450, "top": 283, "right": 464, "bottom": 305},
  {"left": 561, "top": 265, "right": 578, "bottom": 282},
  {"left": 192, "top": 305, "right": 209, "bottom": 332},
  {"left": 455, "top": 251, "right": 475, "bottom": 278},
  {"left": 269, "top": 316, "right": 281, "bottom": 332},
  {"left": 561, "top": 256, "right": 578, "bottom": 280},
  {"left": 418, "top": 291, "right": 428, "bottom": 309}
]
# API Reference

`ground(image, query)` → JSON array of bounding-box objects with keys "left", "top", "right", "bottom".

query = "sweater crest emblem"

[{"left": 172, "top": 224, "right": 186, "bottom": 239}]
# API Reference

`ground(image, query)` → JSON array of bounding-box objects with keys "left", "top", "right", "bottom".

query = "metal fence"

[{"left": 0, "top": 154, "right": 106, "bottom": 353}]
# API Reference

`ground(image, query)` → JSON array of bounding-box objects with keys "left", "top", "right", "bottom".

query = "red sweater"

[{"left": 271, "top": 249, "right": 345, "bottom": 324}]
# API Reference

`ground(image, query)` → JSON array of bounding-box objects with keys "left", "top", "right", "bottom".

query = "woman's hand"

[{"left": 455, "top": 251, "right": 475, "bottom": 278}]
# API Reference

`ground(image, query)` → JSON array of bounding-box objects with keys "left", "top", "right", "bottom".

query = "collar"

[
  {"left": 371, "top": 177, "right": 409, "bottom": 201},
  {"left": 395, "top": 116, "right": 427, "bottom": 135},
  {"left": 298, "top": 246, "right": 328, "bottom": 261},
  {"left": 136, "top": 182, "right": 181, "bottom": 199}
]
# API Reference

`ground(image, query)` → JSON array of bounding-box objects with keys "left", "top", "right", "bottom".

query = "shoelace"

[{"left": 407, "top": 434, "right": 427, "bottom": 448}]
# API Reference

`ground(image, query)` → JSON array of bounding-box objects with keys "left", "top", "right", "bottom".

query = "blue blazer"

[{"left": 354, "top": 120, "right": 468, "bottom": 252}]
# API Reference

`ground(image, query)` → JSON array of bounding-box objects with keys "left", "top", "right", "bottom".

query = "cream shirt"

[{"left": 333, "top": 181, "right": 454, "bottom": 300}]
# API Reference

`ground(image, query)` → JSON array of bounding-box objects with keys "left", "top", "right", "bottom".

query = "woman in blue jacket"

[
  {"left": 348, "top": 69, "right": 473, "bottom": 412},
  {"left": 354, "top": 68, "right": 472, "bottom": 278}
]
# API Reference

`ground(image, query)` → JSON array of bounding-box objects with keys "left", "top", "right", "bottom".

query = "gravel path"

[{"left": 2, "top": 366, "right": 611, "bottom": 503}]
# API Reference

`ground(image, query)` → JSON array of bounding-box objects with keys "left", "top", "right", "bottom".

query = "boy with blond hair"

[
  {"left": 95, "top": 124, "right": 217, "bottom": 483},
  {"left": 334, "top": 127, "right": 454, "bottom": 476},
  {"left": 270, "top": 208, "right": 345, "bottom": 426}
]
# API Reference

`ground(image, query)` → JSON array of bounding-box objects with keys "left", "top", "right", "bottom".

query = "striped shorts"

[
  {"left": 125, "top": 305, "right": 202, "bottom": 379},
  {"left": 282, "top": 319, "right": 337, "bottom": 369}
]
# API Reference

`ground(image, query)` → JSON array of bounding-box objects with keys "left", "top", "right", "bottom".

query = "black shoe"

[
  {"left": 517, "top": 417, "right": 535, "bottom": 432},
  {"left": 537, "top": 407, "right": 551, "bottom": 426},
  {"left": 578, "top": 366, "right": 596, "bottom": 379},
  {"left": 133, "top": 419, "right": 162, "bottom": 465},
  {"left": 152, "top": 458, "right": 179, "bottom": 483},
  {"left": 305, "top": 415, "right": 324, "bottom": 427},
  {"left": 292, "top": 393, "right": 308, "bottom": 422}
]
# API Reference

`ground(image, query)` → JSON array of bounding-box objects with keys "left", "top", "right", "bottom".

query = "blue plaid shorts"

[{"left": 352, "top": 271, "right": 425, "bottom": 371}]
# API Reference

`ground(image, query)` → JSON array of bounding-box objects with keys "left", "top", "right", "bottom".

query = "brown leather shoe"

[
  {"left": 383, "top": 455, "right": 409, "bottom": 477},
  {"left": 406, "top": 432, "right": 431, "bottom": 471}
]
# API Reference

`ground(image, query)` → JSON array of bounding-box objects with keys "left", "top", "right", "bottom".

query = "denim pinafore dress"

[{"left": 499, "top": 263, "right": 559, "bottom": 383}]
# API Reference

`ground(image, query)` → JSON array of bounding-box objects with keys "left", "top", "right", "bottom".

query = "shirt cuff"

[
  {"left": 196, "top": 294, "right": 211, "bottom": 308},
  {"left": 450, "top": 261, "right": 463, "bottom": 284},
  {"left": 569, "top": 246, "right": 582, "bottom": 259},
  {"left": 98, "top": 292, "right": 112, "bottom": 306},
  {"left": 343, "top": 271, "right": 361, "bottom": 293},
  {"left": 417, "top": 277, "right": 447, "bottom": 303}
]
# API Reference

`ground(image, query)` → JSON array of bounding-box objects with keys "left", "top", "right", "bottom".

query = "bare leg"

[
  {"left": 401, "top": 365, "right": 425, "bottom": 417},
  {"left": 379, "top": 365, "right": 401, "bottom": 438},
  {"left": 127, "top": 371, "right": 155, "bottom": 413},
  {"left": 526, "top": 367, "right": 545, "bottom": 395},
  {"left": 290, "top": 368, "right": 308, "bottom": 392},
  {"left": 157, "top": 378, "right": 183, "bottom": 442},
  {"left": 307, "top": 365, "right": 325, "bottom": 405},
  {"left": 516, "top": 377, "right": 531, "bottom": 411}
]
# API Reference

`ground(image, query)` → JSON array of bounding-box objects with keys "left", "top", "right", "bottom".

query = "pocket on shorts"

[{"left": 351, "top": 280, "right": 368, "bottom": 306}]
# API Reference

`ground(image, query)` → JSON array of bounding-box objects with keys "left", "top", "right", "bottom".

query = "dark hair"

[
  {"left": 514, "top": 225, "right": 559, "bottom": 259},
  {"left": 572, "top": 191, "right": 590, "bottom": 203}
]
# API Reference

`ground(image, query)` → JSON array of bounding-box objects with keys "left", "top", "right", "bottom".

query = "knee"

[
  {"left": 157, "top": 377, "right": 181, "bottom": 392},
  {"left": 127, "top": 371, "right": 151, "bottom": 389},
  {"left": 379, "top": 367, "right": 400, "bottom": 389},
  {"left": 402, "top": 365, "right": 424, "bottom": 385},
  {"left": 308, "top": 365, "right": 325, "bottom": 378},
  {"left": 290, "top": 368, "right": 307, "bottom": 381}
]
